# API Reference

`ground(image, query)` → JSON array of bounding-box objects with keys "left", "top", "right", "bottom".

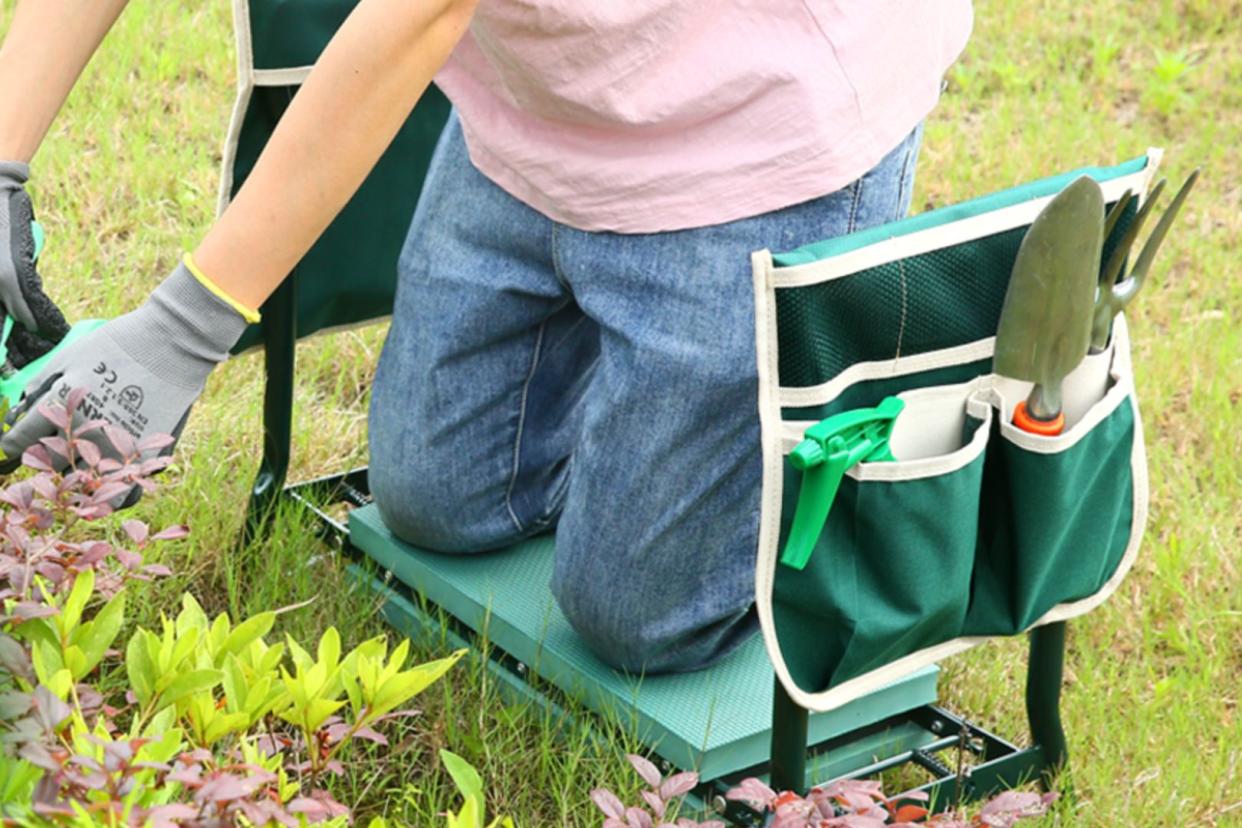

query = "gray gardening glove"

[
  {"left": 0, "top": 260, "right": 249, "bottom": 478},
  {"left": 0, "top": 162, "right": 70, "bottom": 365}
]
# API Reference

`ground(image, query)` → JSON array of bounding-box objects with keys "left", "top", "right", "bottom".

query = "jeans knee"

[
  {"left": 551, "top": 535, "right": 756, "bottom": 675},
  {"left": 369, "top": 459, "right": 517, "bottom": 554},
  {"left": 554, "top": 586, "right": 664, "bottom": 673}
]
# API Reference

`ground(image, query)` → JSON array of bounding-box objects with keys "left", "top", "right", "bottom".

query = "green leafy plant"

[
  {"left": 440, "top": 749, "right": 515, "bottom": 828},
  {"left": 0, "top": 395, "right": 467, "bottom": 825}
]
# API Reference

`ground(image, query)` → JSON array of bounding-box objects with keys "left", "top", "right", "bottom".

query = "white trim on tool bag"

[
  {"left": 751, "top": 153, "right": 1159, "bottom": 710},
  {"left": 780, "top": 382, "right": 994, "bottom": 481},
  {"left": 255, "top": 67, "right": 314, "bottom": 86},
  {"left": 778, "top": 338, "right": 995, "bottom": 411},
  {"left": 768, "top": 155, "right": 1160, "bottom": 290},
  {"left": 217, "top": 0, "right": 256, "bottom": 216},
  {"left": 217, "top": 1, "right": 314, "bottom": 217}
]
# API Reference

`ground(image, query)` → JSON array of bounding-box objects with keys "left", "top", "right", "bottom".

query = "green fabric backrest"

[
  {"left": 229, "top": 0, "right": 451, "bottom": 352},
  {"left": 773, "top": 158, "right": 1144, "bottom": 391}
]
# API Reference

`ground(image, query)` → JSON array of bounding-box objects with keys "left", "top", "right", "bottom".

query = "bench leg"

[
  {"left": 1026, "top": 620, "right": 1068, "bottom": 790},
  {"left": 770, "top": 674, "right": 809, "bottom": 793},
  {"left": 243, "top": 273, "right": 297, "bottom": 544}
]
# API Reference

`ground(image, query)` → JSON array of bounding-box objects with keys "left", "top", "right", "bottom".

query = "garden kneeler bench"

[{"left": 224, "top": 1, "right": 1155, "bottom": 812}]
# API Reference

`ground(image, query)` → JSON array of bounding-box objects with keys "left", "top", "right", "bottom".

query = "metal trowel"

[{"left": 994, "top": 175, "right": 1105, "bottom": 435}]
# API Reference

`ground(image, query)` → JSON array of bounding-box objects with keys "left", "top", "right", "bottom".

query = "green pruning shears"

[
  {"left": 0, "top": 220, "right": 107, "bottom": 406},
  {"left": 780, "top": 396, "right": 904, "bottom": 571},
  {"left": 0, "top": 316, "right": 107, "bottom": 406}
]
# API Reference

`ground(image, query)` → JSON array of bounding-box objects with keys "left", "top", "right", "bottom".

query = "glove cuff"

[
  {"left": 0, "top": 161, "right": 30, "bottom": 187},
  {"left": 182, "top": 253, "right": 261, "bottom": 324},
  {"left": 108, "top": 262, "right": 251, "bottom": 381}
]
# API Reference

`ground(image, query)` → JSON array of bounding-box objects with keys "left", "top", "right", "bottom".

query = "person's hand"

[
  {"left": 0, "top": 162, "right": 70, "bottom": 366},
  {"left": 0, "top": 257, "right": 251, "bottom": 478}
]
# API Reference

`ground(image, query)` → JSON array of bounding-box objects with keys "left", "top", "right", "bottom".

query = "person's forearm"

[
  {"left": 194, "top": 0, "right": 475, "bottom": 311},
  {"left": 0, "top": 0, "right": 129, "bottom": 162}
]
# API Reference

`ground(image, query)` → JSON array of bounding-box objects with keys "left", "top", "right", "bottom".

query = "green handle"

[
  {"left": 779, "top": 396, "right": 904, "bottom": 571},
  {"left": 0, "top": 317, "right": 109, "bottom": 405}
]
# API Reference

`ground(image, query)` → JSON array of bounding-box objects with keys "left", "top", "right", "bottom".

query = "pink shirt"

[{"left": 436, "top": 2, "right": 973, "bottom": 234}]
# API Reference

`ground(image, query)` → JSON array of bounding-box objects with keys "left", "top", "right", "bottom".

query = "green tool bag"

[{"left": 753, "top": 152, "right": 1160, "bottom": 712}]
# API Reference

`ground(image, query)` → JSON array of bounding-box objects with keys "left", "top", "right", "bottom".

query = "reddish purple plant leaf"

[
  {"left": 137, "top": 434, "right": 176, "bottom": 454},
  {"left": 140, "top": 456, "right": 173, "bottom": 476},
  {"left": 63, "top": 388, "right": 86, "bottom": 420},
  {"left": 77, "top": 542, "right": 112, "bottom": 567},
  {"left": 658, "top": 771, "right": 698, "bottom": 801},
  {"left": 627, "top": 754, "right": 662, "bottom": 788},
  {"left": 143, "top": 804, "right": 199, "bottom": 828},
  {"left": 122, "top": 520, "right": 149, "bottom": 545},
  {"left": 351, "top": 725, "right": 388, "bottom": 745},
  {"left": 237, "top": 799, "right": 300, "bottom": 828},
  {"left": 0, "top": 481, "right": 34, "bottom": 509},
  {"left": 113, "top": 547, "right": 142, "bottom": 569},
  {"left": 74, "top": 439, "right": 102, "bottom": 468},
  {"left": 74, "top": 418, "right": 108, "bottom": 436},
  {"left": 926, "top": 816, "right": 971, "bottom": 828},
  {"left": 624, "top": 805, "right": 654, "bottom": 828},
  {"left": 30, "top": 474, "right": 59, "bottom": 502},
  {"left": 38, "top": 436, "right": 70, "bottom": 461},
  {"left": 90, "top": 480, "right": 134, "bottom": 505},
  {"left": 0, "top": 690, "right": 34, "bottom": 719},
  {"left": 151, "top": 524, "right": 190, "bottom": 542},
  {"left": 18, "top": 741, "right": 61, "bottom": 772},
  {"left": 828, "top": 815, "right": 888, "bottom": 828},
  {"left": 641, "top": 789, "right": 666, "bottom": 817},
  {"left": 11, "top": 601, "right": 58, "bottom": 621},
  {"left": 976, "top": 790, "right": 1057, "bottom": 826},
  {"left": 36, "top": 402, "right": 70, "bottom": 432},
  {"left": 194, "top": 773, "right": 262, "bottom": 802},
  {"left": 726, "top": 777, "right": 776, "bottom": 810},
  {"left": 591, "top": 788, "right": 626, "bottom": 819},
  {"left": 166, "top": 765, "right": 204, "bottom": 787},
  {"left": 839, "top": 790, "right": 882, "bottom": 814},
  {"left": 0, "top": 635, "right": 33, "bottom": 681},
  {"left": 287, "top": 797, "right": 332, "bottom": 817},
  {"left": 307, "top": 789, "right": 350, "bottom": 819},
  {"left": 103, "top": 426, "right": 136, "bottom": 459}
]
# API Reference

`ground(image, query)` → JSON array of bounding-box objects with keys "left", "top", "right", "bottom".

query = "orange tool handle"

[{"left": 1012, "top": 401, "right": 1065, "bottom": 436}]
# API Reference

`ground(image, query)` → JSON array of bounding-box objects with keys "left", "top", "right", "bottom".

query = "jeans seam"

[
  {"left": 550, "top": 224, "right": 571, "bottom": 291},
  {"left": 847, "top": 177, "right": 864, "bottom": 233},
  {"left": 895, "top": 133, "right": 916, "bottom": 220},
  {"left": 529, "top": 451, "right": 574, "bottom": 530},
  {"left": 505, "top": 320, "right": 548, "bottom": 534}
]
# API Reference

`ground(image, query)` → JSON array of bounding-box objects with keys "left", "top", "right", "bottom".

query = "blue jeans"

[{"left": 369, "top": 113, "right": 922, "bottom": 673}]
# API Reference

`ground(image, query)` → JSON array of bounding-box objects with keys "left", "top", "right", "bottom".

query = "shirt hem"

[{"left": 460, "top": 94, "right": 942, "bottom": 235}]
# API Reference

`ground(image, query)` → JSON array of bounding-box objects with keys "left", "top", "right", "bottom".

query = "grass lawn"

[{"left": 4, "top": 0, "right": 1239, "bottom": 824}]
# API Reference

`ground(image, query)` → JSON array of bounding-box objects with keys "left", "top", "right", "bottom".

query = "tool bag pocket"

[
  {"left": 771, "top": 384, "right": 992, "bottom": 695},
  {"left": 964, "top": 336, "right": 1139, "bottom": 637}
]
